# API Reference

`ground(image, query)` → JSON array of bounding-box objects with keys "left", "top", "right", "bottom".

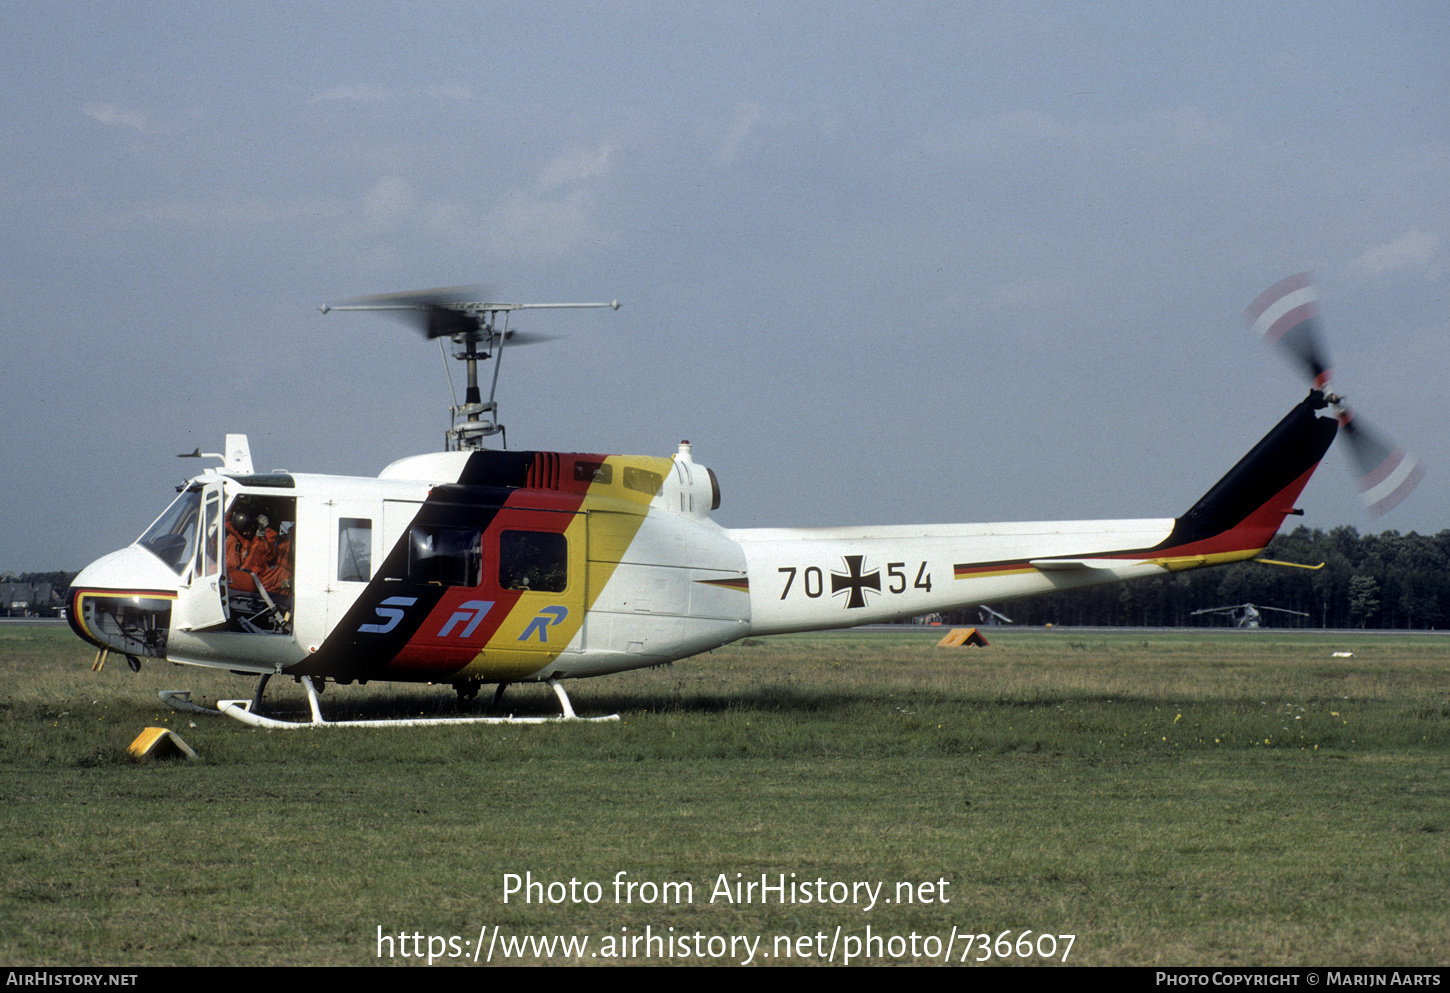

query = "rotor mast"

[
  {"left": 321, "top": 292, "right": 620, "bottom": 451},
  {"left": 452, "top": 305, "right": 510, "bottom": 451}
]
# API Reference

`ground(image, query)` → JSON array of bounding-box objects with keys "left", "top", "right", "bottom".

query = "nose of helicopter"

[{"left": 67, "top": 545, "right": 183, "bottom": 659}]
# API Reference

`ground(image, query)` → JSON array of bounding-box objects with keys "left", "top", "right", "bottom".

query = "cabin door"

[{"left": 172, "top": 483, "right": 228, "bottom": 634}]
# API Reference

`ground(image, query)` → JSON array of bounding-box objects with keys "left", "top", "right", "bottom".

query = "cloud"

[
  {"left": 1344, "top": 228, "right": 1443, "bottom": 279},
  {"left": 538, "top": 143, "right": 617, "bottom": 192},
  {"left": 321, "top": 145, "right": 619, "bottom": 260},
  {"left": 489, "top": 188, "right": 606, "bottom": 258},
  {"left": 377, "top": 185, "right": 612, "bottom": 261},
  {"left": 427, "top": 142, "right": 623, "bottom": 257},
  {"left": 717, "top": 100, "right": 767, "bottom": 167},
  {"left": 82, "top": 103, "right": 149, "bottom": 130}
]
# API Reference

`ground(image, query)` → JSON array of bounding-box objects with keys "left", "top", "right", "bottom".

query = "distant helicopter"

[
  {"left": 1191, "top": 603, "right": 1310, "bottom": 629},
  {"left": 977, "top": 605, "right": 1014, "bottom": 626},
  {"left": 65, "top": 276, "right": 1420, "bottom": 727}
]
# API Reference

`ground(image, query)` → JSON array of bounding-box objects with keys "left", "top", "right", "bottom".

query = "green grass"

[{"left": 2, "top": 625, "right": 1447, "bottom": 966}]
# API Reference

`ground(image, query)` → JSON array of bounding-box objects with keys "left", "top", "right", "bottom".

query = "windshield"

[{"left": 137, "top": 487, "right": 203, "bottom": 575}]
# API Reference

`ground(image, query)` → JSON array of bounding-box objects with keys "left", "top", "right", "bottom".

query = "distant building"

[{"left": 0, "top": 582, "right": 60, "bottom": 617}]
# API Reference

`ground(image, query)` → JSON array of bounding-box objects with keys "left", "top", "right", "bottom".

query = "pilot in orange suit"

[
  {"left": 227, "top": 508, "right": 278, "bottom": 594},
  {"left": 259, "top": 523, "right": 293, "bottom": 594}
]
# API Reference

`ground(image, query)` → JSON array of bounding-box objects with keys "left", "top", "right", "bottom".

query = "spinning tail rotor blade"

[
  {"left": 1243, "top": 271, "right": 1332, "bottom": 388},
  {"left": 1245, "top": 272, "right": 1424, "bottom": 516},
  {"left": 1337, "top": 410, "right": 1425, "bottom": 516}
]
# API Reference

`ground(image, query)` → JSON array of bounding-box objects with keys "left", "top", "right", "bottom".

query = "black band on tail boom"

[{"left": 1168, "top": 392, "right": 1338, "bottom": 548}]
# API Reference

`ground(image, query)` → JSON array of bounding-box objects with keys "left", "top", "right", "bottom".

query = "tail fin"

[{"left": 1158, "top": 393, "right": 1338, "bottom": 558}]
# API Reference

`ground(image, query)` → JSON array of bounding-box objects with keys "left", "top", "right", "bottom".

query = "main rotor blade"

[
  {"left": 1337, "top": 409, "right": 1424, "bottom": 516},
  {"left": 482, "top": 329, "right": 559, "bottom": 346},
  {"left": 1244, "top": 272, "right": 1333, "bottom": 388},
  {"left": 325, "top": 285, "right": 493, "bottom": 310},
  {"left": 320, "top": 285, "right": 496, "bottom": 338},
  {"left": 418, "top": 316, "right": 562, "bottom": 344},
  {"left": 321, "top": 286, "right": 619, "bottom": 315}
]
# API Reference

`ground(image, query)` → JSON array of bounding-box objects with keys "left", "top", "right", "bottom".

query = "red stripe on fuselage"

[{"left": 383, "top": 487, "right": 586, "bottom": 676}]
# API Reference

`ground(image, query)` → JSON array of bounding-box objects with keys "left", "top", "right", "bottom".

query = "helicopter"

[
  {"left": 1190, "top": 603, "right": 1310, "bottom": 629},
  {"left": 65, "top": 276, "right": 1422, "bottom": 728}
]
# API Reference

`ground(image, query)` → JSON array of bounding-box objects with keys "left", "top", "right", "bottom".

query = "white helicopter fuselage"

[{"left": 68, "top": 394, "right": 1339, "bottom": 695}]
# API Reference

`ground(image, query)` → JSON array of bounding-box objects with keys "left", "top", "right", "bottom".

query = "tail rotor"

[
  {"left": 1336, "top": 410, "right": 1424, "bottom": 516},
  {"left": 1245, "top": 272, "right": 1423, "bottom": 516}
]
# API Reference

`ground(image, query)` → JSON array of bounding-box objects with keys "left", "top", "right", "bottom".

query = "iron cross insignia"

[{"left": 831, "top": 555, "right": 881, "bottom": 609}]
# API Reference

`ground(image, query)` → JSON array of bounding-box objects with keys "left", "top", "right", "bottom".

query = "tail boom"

[{"left": 734, "top": 394, "right": 1338, "bottom": 636}]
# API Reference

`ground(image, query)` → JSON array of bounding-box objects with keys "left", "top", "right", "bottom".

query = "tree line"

[{"left": 953, "top": 526, "right": 1449, "bottom": 630}]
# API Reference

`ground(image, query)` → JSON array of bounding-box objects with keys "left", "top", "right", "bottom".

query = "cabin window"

[
  {"left": 337, "top": 518, "right": 372, "bottom": 582},
  {"left": 409, "top": 526, "right": 481, "bottom": 587},
  {"left": 573, "top": 460, "right": 611, "bottom": 484},
  {"left": 498, "top": 531, "right": 567, "bottom": 593},
  {"left": 198, "top": 491, "right": 222, "bottom": 577},
  {"left": 623, "top": 466, "right": 662, "bottom": 495}
]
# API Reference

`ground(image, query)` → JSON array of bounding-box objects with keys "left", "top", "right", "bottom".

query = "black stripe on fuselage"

[
  {"left": 298, "top": 483, "right": 514, "bottom": 677},
  {"left": 457, "top": 449, "right": 535, "bottom": 487},
  {"left": 302, "top": 449, "right": 556, "bottom": 677}
]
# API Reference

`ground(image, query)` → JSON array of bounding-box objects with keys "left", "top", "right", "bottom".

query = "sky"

[{"left": 2, "top": 1, "right": 1447, "bottom": 574}]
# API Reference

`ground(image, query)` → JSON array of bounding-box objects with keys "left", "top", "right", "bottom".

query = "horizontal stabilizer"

[{"left": 1028, "top": 558, "right": 1158, "bottom": 572}]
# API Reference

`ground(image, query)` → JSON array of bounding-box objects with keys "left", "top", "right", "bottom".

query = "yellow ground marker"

[
  {"left": 128, "top": 727, "right": 200, "bottom": 761},
  {"left": 936, "top": 627, "right": 990, "bottom": 648}
]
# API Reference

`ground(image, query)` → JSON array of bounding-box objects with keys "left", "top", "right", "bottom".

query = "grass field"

[{"left": 2, "top": 624, "right": 1447, "bottom": 966}]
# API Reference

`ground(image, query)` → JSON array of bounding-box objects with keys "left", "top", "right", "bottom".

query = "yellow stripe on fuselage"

[{"left": 458, "top": 454, "right": 675, "bottom": 680}]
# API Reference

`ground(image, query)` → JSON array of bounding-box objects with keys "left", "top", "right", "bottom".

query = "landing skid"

[{"left": 160, "top": 677, "right": 619, "bottom": 729}]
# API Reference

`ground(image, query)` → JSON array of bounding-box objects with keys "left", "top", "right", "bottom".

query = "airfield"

[{"left": 2, "top": 623, "right": 1446, "bottom": 967}]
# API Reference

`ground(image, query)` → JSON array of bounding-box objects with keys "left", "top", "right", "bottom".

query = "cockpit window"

[{"left": 138, "top": 488, "right": 203, "bottom": 575}]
